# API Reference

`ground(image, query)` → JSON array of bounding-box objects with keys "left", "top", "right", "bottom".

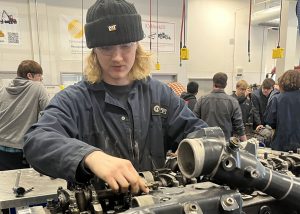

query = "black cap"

[{"left": 85, "top": 0, "right": 144, "bottom": 48}]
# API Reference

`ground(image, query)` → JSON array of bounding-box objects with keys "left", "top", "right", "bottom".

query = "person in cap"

[
  {"left": 193, "top": 72, "right": 246, "bottom": 142},
  {"left": 23, "top": 0, "right": 208, "bottom": 194}
]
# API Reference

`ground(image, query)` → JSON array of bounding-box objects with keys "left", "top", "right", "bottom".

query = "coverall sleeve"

[
  {"left": 164, "top": 88, "right": 208, "bottom": 147},
  {"left": 231, "top": 100, "right": 246, "bottom": 137},
  {"left": 264, "top": 96, "right": 278, "bottom": 129},
  {"left": 24, "top": 89, "right": 99, "bottom": 182},
  {"left": 193, "top": 97, "right": 202, "bottom": 118},
  {"left": 251, "top": 102, "right": 261, "bottom": 127}
]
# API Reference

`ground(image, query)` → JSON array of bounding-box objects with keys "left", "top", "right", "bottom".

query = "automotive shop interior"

[{"left": 0, "top": 0, "right": 300, "bottom": 213}]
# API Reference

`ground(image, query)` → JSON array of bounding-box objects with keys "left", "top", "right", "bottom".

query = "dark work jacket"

[
  {"left": 264, "top": 90, "right": 300, "bottom": 152},
  {"left": 180, "top": 92, "right": 197, "bottom": 111},
  {"left": 264, "top": 89, "right": 280, "bottom": 124},
  {"left": 193, "top": 89, "right": 245, "bottom": 141},
  {"left": 23, "top": 77, "right": 208, "bottom": 183},
  {"left": 267, "top": 89, "right": 280, "bottom": 106},
  {"left": 231, "top": 93, "right": 261, "bottom": 129},
  {"left": 251, "top": 88, "right": 269, "bottom": 124}
]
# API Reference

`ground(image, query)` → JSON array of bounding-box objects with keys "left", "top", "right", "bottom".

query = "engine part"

[
  {"left": 177, "top": 127, "right": 300, "bottom": 210},
  {"left": 45, "top": 127, "right": 300, "bottom": 213}
]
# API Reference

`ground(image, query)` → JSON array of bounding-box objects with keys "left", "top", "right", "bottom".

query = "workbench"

[{"left": 0, "top": 168, "right": 66, "bottom": 210}]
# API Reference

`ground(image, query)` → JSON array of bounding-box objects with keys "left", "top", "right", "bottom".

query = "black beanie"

[{"left": 85, "top": 0, "right": 144, "bottom": 48}]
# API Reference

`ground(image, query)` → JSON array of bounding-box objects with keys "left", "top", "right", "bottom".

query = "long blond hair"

[{"left": 84, "top": 43, "right": 153, "bottom": 84}]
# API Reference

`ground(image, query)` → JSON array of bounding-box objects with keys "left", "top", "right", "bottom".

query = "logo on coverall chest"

[{"left": 152, "top": 104, "right": 167, "bottom": 118}]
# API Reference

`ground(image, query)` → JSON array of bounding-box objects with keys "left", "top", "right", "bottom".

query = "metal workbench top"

[{"left": 0, "top": 168, "right": 66, "bottom": 209}]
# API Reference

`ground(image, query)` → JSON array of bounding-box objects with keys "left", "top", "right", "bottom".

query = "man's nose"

[{"left": 111, "top": 47, "right": 123, "bottom": 60}]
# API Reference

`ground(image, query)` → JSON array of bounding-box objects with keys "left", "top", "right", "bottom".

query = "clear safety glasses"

[{"left": 96, "top": 42, "right": 137, "bottom": 56}]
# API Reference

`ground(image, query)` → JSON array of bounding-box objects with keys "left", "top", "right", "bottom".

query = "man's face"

[
  {"left": 262, "top": 87, "right": 273, "bottom": 97},
  {"left": 95, "top": 42, "right": 137, "bottom": 85},
  {"left": 236, "top": 87, "right": 246, "bottom": 97}
]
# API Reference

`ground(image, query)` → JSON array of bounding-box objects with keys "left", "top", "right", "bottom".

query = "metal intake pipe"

[{"left": 177, "top": 127, "right": 300, "bottom": 209}]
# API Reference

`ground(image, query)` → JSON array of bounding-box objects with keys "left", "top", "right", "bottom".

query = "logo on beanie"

[{"left": 108, "top": 25, "right": 117, "bottom": 32}]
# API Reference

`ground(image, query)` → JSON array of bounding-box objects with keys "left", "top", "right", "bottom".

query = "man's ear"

[{"left": 27, "top": 73, "right": 33, "bottom": 80}]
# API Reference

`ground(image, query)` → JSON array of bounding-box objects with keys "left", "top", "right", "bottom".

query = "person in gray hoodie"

[{"left": 0, "top": 60, "right": 49, "bottom": 170}]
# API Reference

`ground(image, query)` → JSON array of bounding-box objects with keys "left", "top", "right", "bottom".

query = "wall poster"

[
  {"left": 141, "top": 20, "right": 175, "bottom": 53},
  {"left": 60, "top": 15, "right": 90, "bottom": 59},
  {"left": 0, "top": 7, "right": 20, "bottom": 45}
]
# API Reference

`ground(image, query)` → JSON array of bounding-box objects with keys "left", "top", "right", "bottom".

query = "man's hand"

[
  {"left": 239, "top": 134, "right": 247, "bottom": 142},
  {"left": 245, "top": 88, "right": 252, "bottom": 98},
  {"left": 255, "top": 125, "right": 264, "bottom": 132},
  {"left": 84, "top": 151, "right": 149, "bottom": 194}
]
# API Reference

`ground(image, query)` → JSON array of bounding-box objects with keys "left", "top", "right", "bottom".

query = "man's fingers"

[
  {"left": 106, "top": 177, "right": 119, "bottom": 192},
  {"left": 138, "top": 177, "right": 149, "bottom": 194},
  {"left": 123, "top": 167, "right": 140, "bottom": 194},
  {"left": 115, "top": 173, "right": 130, "bottom": 193},
  {"left": 130, "top": 182, "right": 140, "bottom": 194}
]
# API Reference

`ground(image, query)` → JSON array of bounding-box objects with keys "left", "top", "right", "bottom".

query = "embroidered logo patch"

[
  {"left": 153, "top": 105, "right": 160, "bottom": 113},
  {"left": 151, "top": 104, "right": 168, "bottom": 118},
  {"left": 108, "top": 25, "right": 117, "bottom": 32}
]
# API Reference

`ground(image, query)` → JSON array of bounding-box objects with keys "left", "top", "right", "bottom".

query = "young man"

[
  {"left": 0, "top": 60, "right": 49, "bottom": 170},
  {"left": 231, "top": 80, "right": 261, "bottom": 133},
  {"left": 24, "top": 0, "right": 208, "bottom": 194},
  {"left": 193, "top": 72, "right": 246, "bottom": 142},
  {"left": 251, "top": 78, "right": 275, "bottom": 123},
  {"left": 180, "top": 81, "right": 199, "bottom": 110}
]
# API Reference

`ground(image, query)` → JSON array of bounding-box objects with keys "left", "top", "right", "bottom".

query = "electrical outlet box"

[
  {"left": 180, "top": 47, "right": 189, "bottom": 60},
  {"left": 155, "top": 62, "right": 161, "bottom": 70},
  {"left": 272, "top": 47, "right": 284, "bottom": 59}
]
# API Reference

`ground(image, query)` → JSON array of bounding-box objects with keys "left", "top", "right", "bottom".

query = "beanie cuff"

[{"left": 85, "top": 14, "right": 144, "bottom": 48}]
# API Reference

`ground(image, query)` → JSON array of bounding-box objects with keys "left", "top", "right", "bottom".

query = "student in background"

[
  {"left": 265, "top": 70, "right": 300, "bottom": 152},
  {"left": 0, "top": 60, "right": 49, "bottom": 171},
  {"left": 180, "top": 81, "right": 199, "bottom": 110},
  {"left": 251, "top": 78, "right": 275, "bottom": 123},
  {"left": 231, "top": 80, "right": 261, "bottom": 133},
  {"left": 194, "top": 72, "right": 246, "bottom": 142}
]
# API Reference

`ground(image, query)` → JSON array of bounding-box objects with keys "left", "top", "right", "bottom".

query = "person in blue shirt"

[{"left": 23, "top": 0, "right": 208, "bottom": 194}]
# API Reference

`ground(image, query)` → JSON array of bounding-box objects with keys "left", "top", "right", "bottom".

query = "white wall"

[
  {"left": 0, "top": 0, "right": 299, "bottom": 88},
  {"left": 234, "top": 6, "right": 267, "bottom": 86},
  {"left": 186, "top": 0, "right": 250, "bottom": 93},
  {"left": 186, "top": 0, "right": 300, "bottom": 93},
  {"left": 133, "top": 0, "right": 188, "bottom": 85},
  {"left": 0, "top": 0, "right": 34, "bottom": 73},
  {"left": 0, "top": 0, "right": 187, "bottom": 85}
]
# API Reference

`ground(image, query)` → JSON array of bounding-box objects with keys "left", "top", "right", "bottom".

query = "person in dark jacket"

[
  {"left": 251, "top": 78, "right": 275, "bottom": 124},
  {"left": 263, "top": 80, "right": 280, "bottom": 124},
  {"left": 193, "top": 72, "right": 246, "bottom": 142},
  {"left": 264, "top": 70, "right": 300, "bottom": 152},
  {"left": 231, "top": 80, "right": 261, "bottom": 134},
  {"left": 180, "top": 81, "right": 199, "bottom": 110},
  {"left": 23, "top": 0, "right": 208, "bottom": 195}
]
